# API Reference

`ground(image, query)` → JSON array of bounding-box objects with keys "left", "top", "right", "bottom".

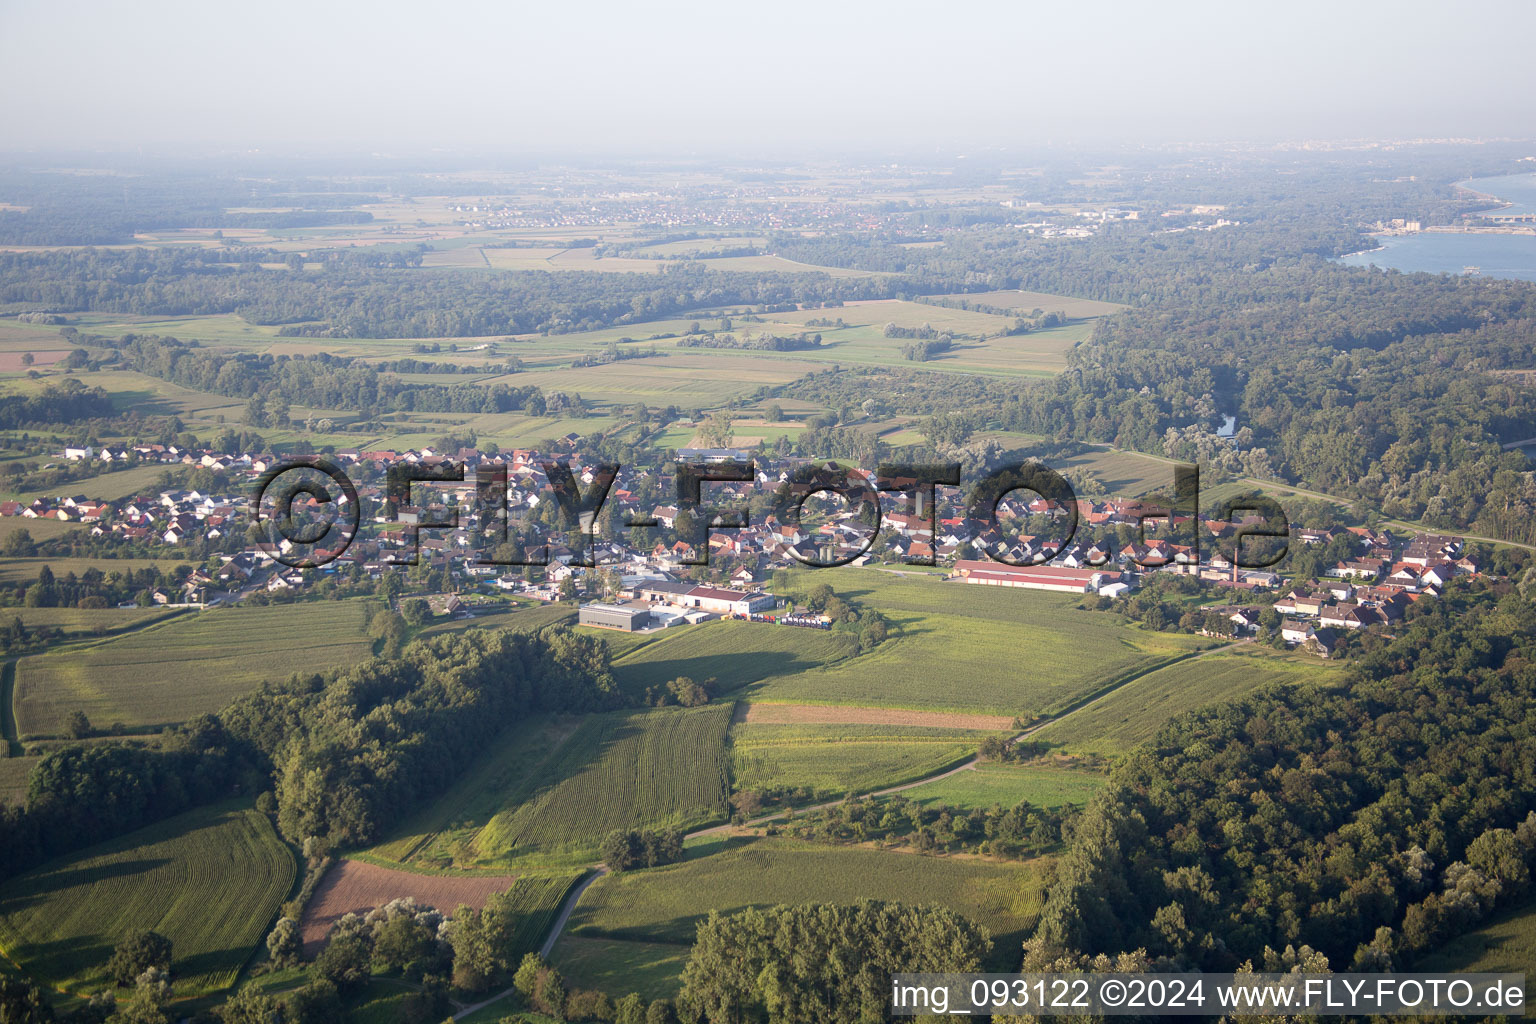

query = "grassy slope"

[
  {"left": 603, "top": 620, "right": 860, "bottom": 699},
  {"left": 0, "top": 803, "right": 295, "bottom": 998}
]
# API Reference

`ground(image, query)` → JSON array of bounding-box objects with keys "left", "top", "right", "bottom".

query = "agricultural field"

[
  {"left": 923, "top": 290, "right": 1127, "bottom": 319},
  {"left": 0, "top": 463, "right": 182, "bottom": 504},
  {"left": 1052, "top": 446, "right": 1185, "bottom": 499},
  {"left": 602, "top": 620, "right": 861, "bottom": 699},
  {"left": 12, "top": 601, "right": 375, "bottom": 737},
  {"left": 1029, "top": 647, "right": 1342, "bottom": 756},
  {"left": 0, "top": 517, "right": 84, "bottom": 544},
  {"left": 549, "top": 935, "right": 691, "bottom": 1004},
  {"left": 738, "top": 570, "right": 1206, "bottom": 716},
  {"left": 472, "top": 706, "right": 733, "bottom": 863},
  {"left": 365, "top": 715, "right": 584, "bottom": 868},
  {"left": 0, "top": 803, "right": 294, "bottom": 998},
  {"left": 561, "top": 837, "right": 1050, "bottom": 994},
  {"left": 903, "top": 763, "right": 1107, "bottom": 811},
  {"left": 0, "top": 556, "right": 182, "bottom": 586},
  {"left": 1417, "top": 897, "right": 1536, "bottom": 980},
  {"left": 418, "top": 602, "right": 575, "bottom": 639},
  {"left": 5, "top": 606, "right": 181, "bottom": 641},
  {"left": 730, "top": 722, "right": 986, "bottom": 797},
  {"left": 0, "top": 756, "right": 36, "bottom": 805}
]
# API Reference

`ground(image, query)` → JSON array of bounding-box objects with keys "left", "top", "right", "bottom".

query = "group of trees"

[
  {"left": 777, "top": 792, "right": 1071, "bottom": 859},
  {"left": 676, "top": 901, "right": 991, "bottom": 1024},
  {"left": 601, "top": 828, "right": 685, "bottom": 871}
]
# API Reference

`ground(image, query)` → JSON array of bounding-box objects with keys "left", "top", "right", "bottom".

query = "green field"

[
  {"left": 0, "top": 756, "right": 36, "bottom": 805},
  {"left": 471, "top": 706, "right": 733, "bottom": 863},
  {"left": 13, "top": 601, "right": 376, "bottom": 737},
  {"left": 419, "top": 602, "right": 575, "bottom": 639},
  {"left": 730, "top": 723, "right": 985, "bottom": 797},
  {"left": 735, "top": 571, "right": 1206, "bottom": 716},
  {"left": 603, "top": 620, "right": 861, "bottom": 699},
  {"left": 903, "top": 763, "right": 1107, "bottom": 810},
  {"left": 366, "top": 715, "right": 584, "bottom": 868},
  {"left": 923, "top": 290, "right": 1127, "bottom": 319},
  {"left": 549, "top": 935, "right": 692, "bottom": 1004},
  {"left": 0, "top": 556, "right": 183, "bottom": 585},
  {"left": 1417, "top": 896, "right": 1536, "bottom": 979},
  {"left": 563, "top": 837, "right": 1049, "bottom": 993},
  {"left": 0, "top": 803, "right": 295, "bottom": 997},
  {"left": 6, "top": 606, "right": 182, "bottom": 641},
  {"left": 0, "top": 463, "right": 180, "bottom": 504},
  {"left": 1029, "top": 648, "right": 1341, "bottom": 755}
]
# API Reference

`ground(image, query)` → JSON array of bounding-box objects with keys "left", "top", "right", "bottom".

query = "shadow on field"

[{"left": 2, "top": 858, "right": 172, "bottom": 910}]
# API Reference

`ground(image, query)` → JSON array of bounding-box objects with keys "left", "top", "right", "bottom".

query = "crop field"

[
  {"left": 922, "top": 290, "right": 1127, "bottom": 319},
  {"left": 0, "top": 463, "right": 183, "bottom": 504},
  {"left": 1417, "top": 897, "right": 1536, "bottom": 978},
  {"left": 472, "top": 705, "right": 733, "bottom": 862},
  {"left": 0, "top": 556, "right": 181, "bottom": 585},
  {"left": 550, "top": 935, "right": 691, "bottom": 1003},
  {"left": 6, "top": 606, "right": 181, "bottom": 640},
  {"left": 730, "top": 723, "right": 985, "bottom": 796},
  {"left": 0, "top": 756, "right": 36, "bottom": 805},
  {"left": 0, "top": 517, "right": 84, "bottom": 543},
  {"left": 0, "top": 803, "right": 294, "bottom": 998},
  {"left": 1053, "top": 447, "right": 1184, "bottom": 498},
  {"left": 904, "top": 763, "right": 1107, "bottom": 810},
  {"left": 419, "top": 602, "right": 575, "bottom": 639},
  {"left": 299, "top": 858, "right": 575, "bottom": 962},
  {"left": 365, "top": 715, "right": 583, "bottom": 868},
  {"left": 739, "top": 570, "right": 1205, "bottom": 715},
  {"left": 603, "top": 620, "right": 861, "bottom": 699},
  {"left": 13, "top": 601, "right": 375, "bottom": 737},
  {"left": 1029, "top": 648, "right": 1341, "bottom": 755},
  {"left": 565, "top": 838, "right": 1050, "bottom": 982}
]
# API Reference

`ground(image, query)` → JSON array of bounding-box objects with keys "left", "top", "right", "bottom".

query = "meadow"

[
  {"left": 1029, "top": 647, "right": 1342, "bottom": 755},
  {"left": 924, "top": 290, "right": 1127, "bottom": 319},
  {"left": 561, "top": 837, "right": 1050, "bottom": 990},
  {"left": 5, "top": 606, "right": 180, "bottom": 641},
  {"left": 738, "top": 570, "right": 1206, "bottom": 716},
  {"left": 0, "top": 803, "right": 295, "bottom": 998},
  {"left": 1416, "top": 897, "right": 1536, "bottom": 978},
  {"left": 12, "top": 601, "right": 375, "bottom": 737},
  {"left": 471, "top": 705, "right": 734, "bottom": 863},
  {"left": 602, "top": 620, "right": 861, "bottom": 700},
  {"left": 0, "top": 556, "right": 183, "bottom": 586},
  {"left": 729, "top": 723, "right": 986, "bottom": 797}
]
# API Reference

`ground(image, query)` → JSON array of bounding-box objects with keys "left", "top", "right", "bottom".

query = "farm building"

[
  {"left": 579, "top": 602, "right": 652, "bottom": 631},
  {"left": 630, "top": 581, "right": 775, "bottom": 615},
  {"left": 952, "top": 559, "right": 1121, "bottom": 594}
]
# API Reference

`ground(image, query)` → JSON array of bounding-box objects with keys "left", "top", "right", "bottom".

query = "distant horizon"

[{"left": 4, "top": 0, "right": 1535, "bottom": 154}]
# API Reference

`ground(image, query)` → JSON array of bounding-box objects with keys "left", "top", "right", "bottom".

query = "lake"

[{"left": 1336, "top": 172, "right": 1536, "bottom": 282}]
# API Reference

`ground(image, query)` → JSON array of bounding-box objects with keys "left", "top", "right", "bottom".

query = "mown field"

[
  {"left": 730, "top": 723, "right": 985, "bottom": 797},
  {"left": 471, "top": 706, "right": 733, "bottom": 863},
  {"left": 560, "top": 837, "right": 1051, "bottom": 995},
  {"left": 0, "top": 803, "right": 295, "bottom": 998},
  {"left": 903, "top": 763, "right": 1107, "bottom": 811},
  {"left": 602, "top": 620, "right": 861, "bottom": 699},
  {"left": 738, "top": 571, "right": 1206, "bottom": 716},
  {"left": 13, "top": 601, "right": 375, "bottom": 737},
  {"left": 1029, "top": 647, "right": 1341, "bottom": 755}
]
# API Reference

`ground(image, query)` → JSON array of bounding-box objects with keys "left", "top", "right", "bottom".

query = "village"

[{"left": 0, "top": 441, "right": 1491, "bottom": 652}]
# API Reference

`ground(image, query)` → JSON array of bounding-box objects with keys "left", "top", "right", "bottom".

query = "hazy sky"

[{"left": 3, "top": 0, "right": 1535, "bottom": 156}]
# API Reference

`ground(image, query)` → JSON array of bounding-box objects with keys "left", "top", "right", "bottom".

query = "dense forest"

[{"left": 1034, "top": 579, "right": 1536, "bottom": 972}]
